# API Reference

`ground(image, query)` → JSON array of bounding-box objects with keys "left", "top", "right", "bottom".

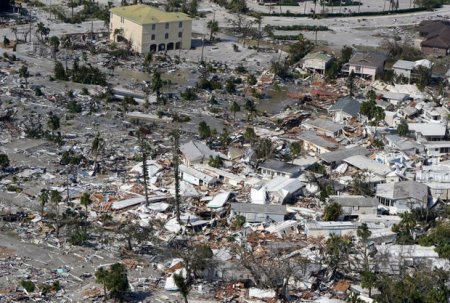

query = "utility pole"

[
  {"left": 29, "top": 10, "right": 32, "bottom": 43},
  {"left": 172, "top": 127, "right": 181, "bottom": 224},
  {"left": 200, "top": 34, "right": 205, "bottom": 63}
]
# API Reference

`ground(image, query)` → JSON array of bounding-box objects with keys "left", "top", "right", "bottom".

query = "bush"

[
  {"left": 67, "top": 100, "right": 82, "bottom": 113},
  {"left": 181, "top": 87, "right": 197, "bottom": 101},
  {"left": 257, "top": 6, "right": 427, "bottom": 18},
  {"left": 20, "top": 280, "right": 36, "bottom": 292}
]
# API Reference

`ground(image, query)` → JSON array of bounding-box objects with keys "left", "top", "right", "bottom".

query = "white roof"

[
  {"left": 179, "top": 164, "right": 216, "bottom": 184},
  {"left": 343, "top": 155, "right": 391, "bottom": 176},
  {"left": 408, "top": 123, "right": 446, "bottom": 137},
  {"left": 415, "top": 59, "right": 433, "bottom": 69},
  {"left": 207, "top": 191, "right": 230, "bottom": 208},
  {"left": 265, "top": 177, "right": 304, "bottom": 198},
  {"left": 306, "top": 221, "right": 356, "bottom": 230}
]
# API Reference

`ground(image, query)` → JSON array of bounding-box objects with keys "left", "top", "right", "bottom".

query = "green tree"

[
  {"left": 208, "top": 155, "right": 223, "bottom": 168},
  {"left": 247, "top": 74, "right": 257, "bottom": 85},
  {"left": 207, "top": 19, "right": 219, "bottom": 41},
  {"left": 102, "top": 263, "right": 129, "bottom": 301},
  {"left": 36, "top": 22, "right": 50, "bottom": 40},
  {"left": 397, "top": 119, "right": 409, "bottom": 136},
  {"left": 54, "top": 61, "right": 67, "bottom": 80},
  {"left": 391, "top": 211, "right": 417, "bottom": 244},
  {"left": 228, "top": 0, "right": 248, "bottom": 13},
  {"left": 323, "top": 201, "right": 342, "bottom": 221},
  {"left": 288, "top": 34, "right": 314, "bottom": 64},
  {"left": 95, "top": 267, "right": 108, "bottom": 299},
  {"left": 174, "top": 274, "right": 190, "bottom": 303},
  {"left": 244, "top": 127, "right": 256, "bottom": 141},
  {"left": 120, "top": 223, "right": 153, "bottom": 250},
  {"left": 47, "top": 112, "right": 60, "bottom": 137},
  {"left": 341, "top": 45, "right": 353, "bottom": 63},
  {"left": 143, "top": 53, "right": 153, "bottom": 73},
  {"left": 49, "top": 36, "right": 60, "bottom": 60},
  {"left": 414, "top": 0, "right": 441, "bottom": 9},
  {"left": 357, "top": 223, "right": 375, "bottom": 297},
  {"left": 255, "top": 138, "right": 273, "bottom": 160},
  {"left": 3, "top": 36, "right": 10, "bottom": 47},
  {"left": 181, "top": 87, "right": 197, "bottom": 101},
  {"left": 270, "top": 61, "right": 289, "bottom": 79},
  {"left": 289, "top": 141, "right": 301, "bottom": 161},
  {"left": 324, "top": 234, "right": 353, "bottom": 276},
  {"left": 375, "top": 269, "right": 449, "bottom": 303},
  {"left": 360, "top": 91, "right": 385, "bottom": 124},
  {"left": 422, "top": 222, "right": 450, "bottom": 260},
  {"left": 319, "top": 185, "right": 334, "bottom": 203},
  {"left": 198, "top": 121, "right": 211, "bottom": 139},
  {"left": 347, "top": 71, "right": 355, "bottom": 96},
  {"left": 351, "top": 169, "right": 373, "bottom": 196},
  {"left": 225, "top": 78, "right": 236, "bottom": 94},
  {"left": 230, "top": 101, "right": 240, "bottom": 120},
  {"left": 19, "top": 65, "right": 30, "bottom": 88},
  {"left": 0, "top": 153, "right": 10, "bottom": 169}
]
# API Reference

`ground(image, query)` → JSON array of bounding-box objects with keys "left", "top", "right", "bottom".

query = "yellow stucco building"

[{"left": 110, "top": 4, "right": 192, "bottom": 53}]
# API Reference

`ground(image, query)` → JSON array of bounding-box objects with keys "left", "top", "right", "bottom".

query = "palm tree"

[
  {"left": 95, "top": 267, "right": 108, "bottom": 300},
  {"left": 18, "top": 65, "right": 29, "bottom": 88},
  {"left": 90, "top": 133, "right": 105, "bottom": 175},
  {"left": 244, "top": 99, "right": 257, "bottom": 121},
  {"left": 10, "top": 27, "right": 18, "bottom": 42},
  {"left": 80, "top": 192, "right": 92, "bottom": 216},
  {"left": 61, "top": 35, "right": 72, "bottom": 71},
  {"left": 253, "top": 14, "right": 262, "bottom": 51},
  {"left": 152, "top": 70, "right": 163, "bottom": 100},
  {"left": 80, "top": 192, "right": 92, "bottom": 234},
  {"left": 230, "top": 101, "right": 240, "bottom": 120},
  {"left": 50, "top": 190, "right": 62, "bottom": 237},
  {"left": 138, "top": 127, "right": 151, "bottom": 206},
  {"left": 206, "top": 19, "right": 219, "bottom": 41},
  {"left": 38, "top": 189, "right": 49, "bottom": 217}
]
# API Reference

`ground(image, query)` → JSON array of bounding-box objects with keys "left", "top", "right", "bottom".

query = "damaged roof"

[
  {"left": 329, "top": 195, "right": 379, "bottom": 207},
  {"left": 230, "top": 203, "right": 288, "bottom": 215},
  {"left": 320, "top": 146, "right": 369, "bottom": 163},
  {"left": 180, "top": 140, "right": 223, "bottom": 163},
  {"left": 376, "top": 181, "right": 429, "bottom": 201},
  {"left": 259, "top": 159, "right": 302, "bottom": 174},
  {"left": 348, "top": 52, "right": 387, "bottom": 68},
  {"left": 298, "top": 130, "right": 339, "bottom": 150},
  {"left": 328, "top": 96, "right": 360, "bottom": 117},
  {"left": 303, "top": 118, "right": 343, "bottom": 133}
]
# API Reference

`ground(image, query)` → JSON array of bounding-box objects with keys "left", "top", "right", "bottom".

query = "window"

[
  {"left": 152, "top": 24, "right": 156, "bottom": 30},
  {"left": 165, "top": 33, "right": 169, "bottom": 39},
  {"left": 178, "top": 32, "right": 182, "bottom": 38},
  {"left": 151, "top": 34, "right": 155, "bottom": 40},
  {"left": 165, "top": 23, "right": 169, "bottom": 29},
  {"left": 179, "top": 22, "right": 182, "bottom": 28},
  {"left": 120, "top": 17, "right": 124, "bottom": 23}
]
